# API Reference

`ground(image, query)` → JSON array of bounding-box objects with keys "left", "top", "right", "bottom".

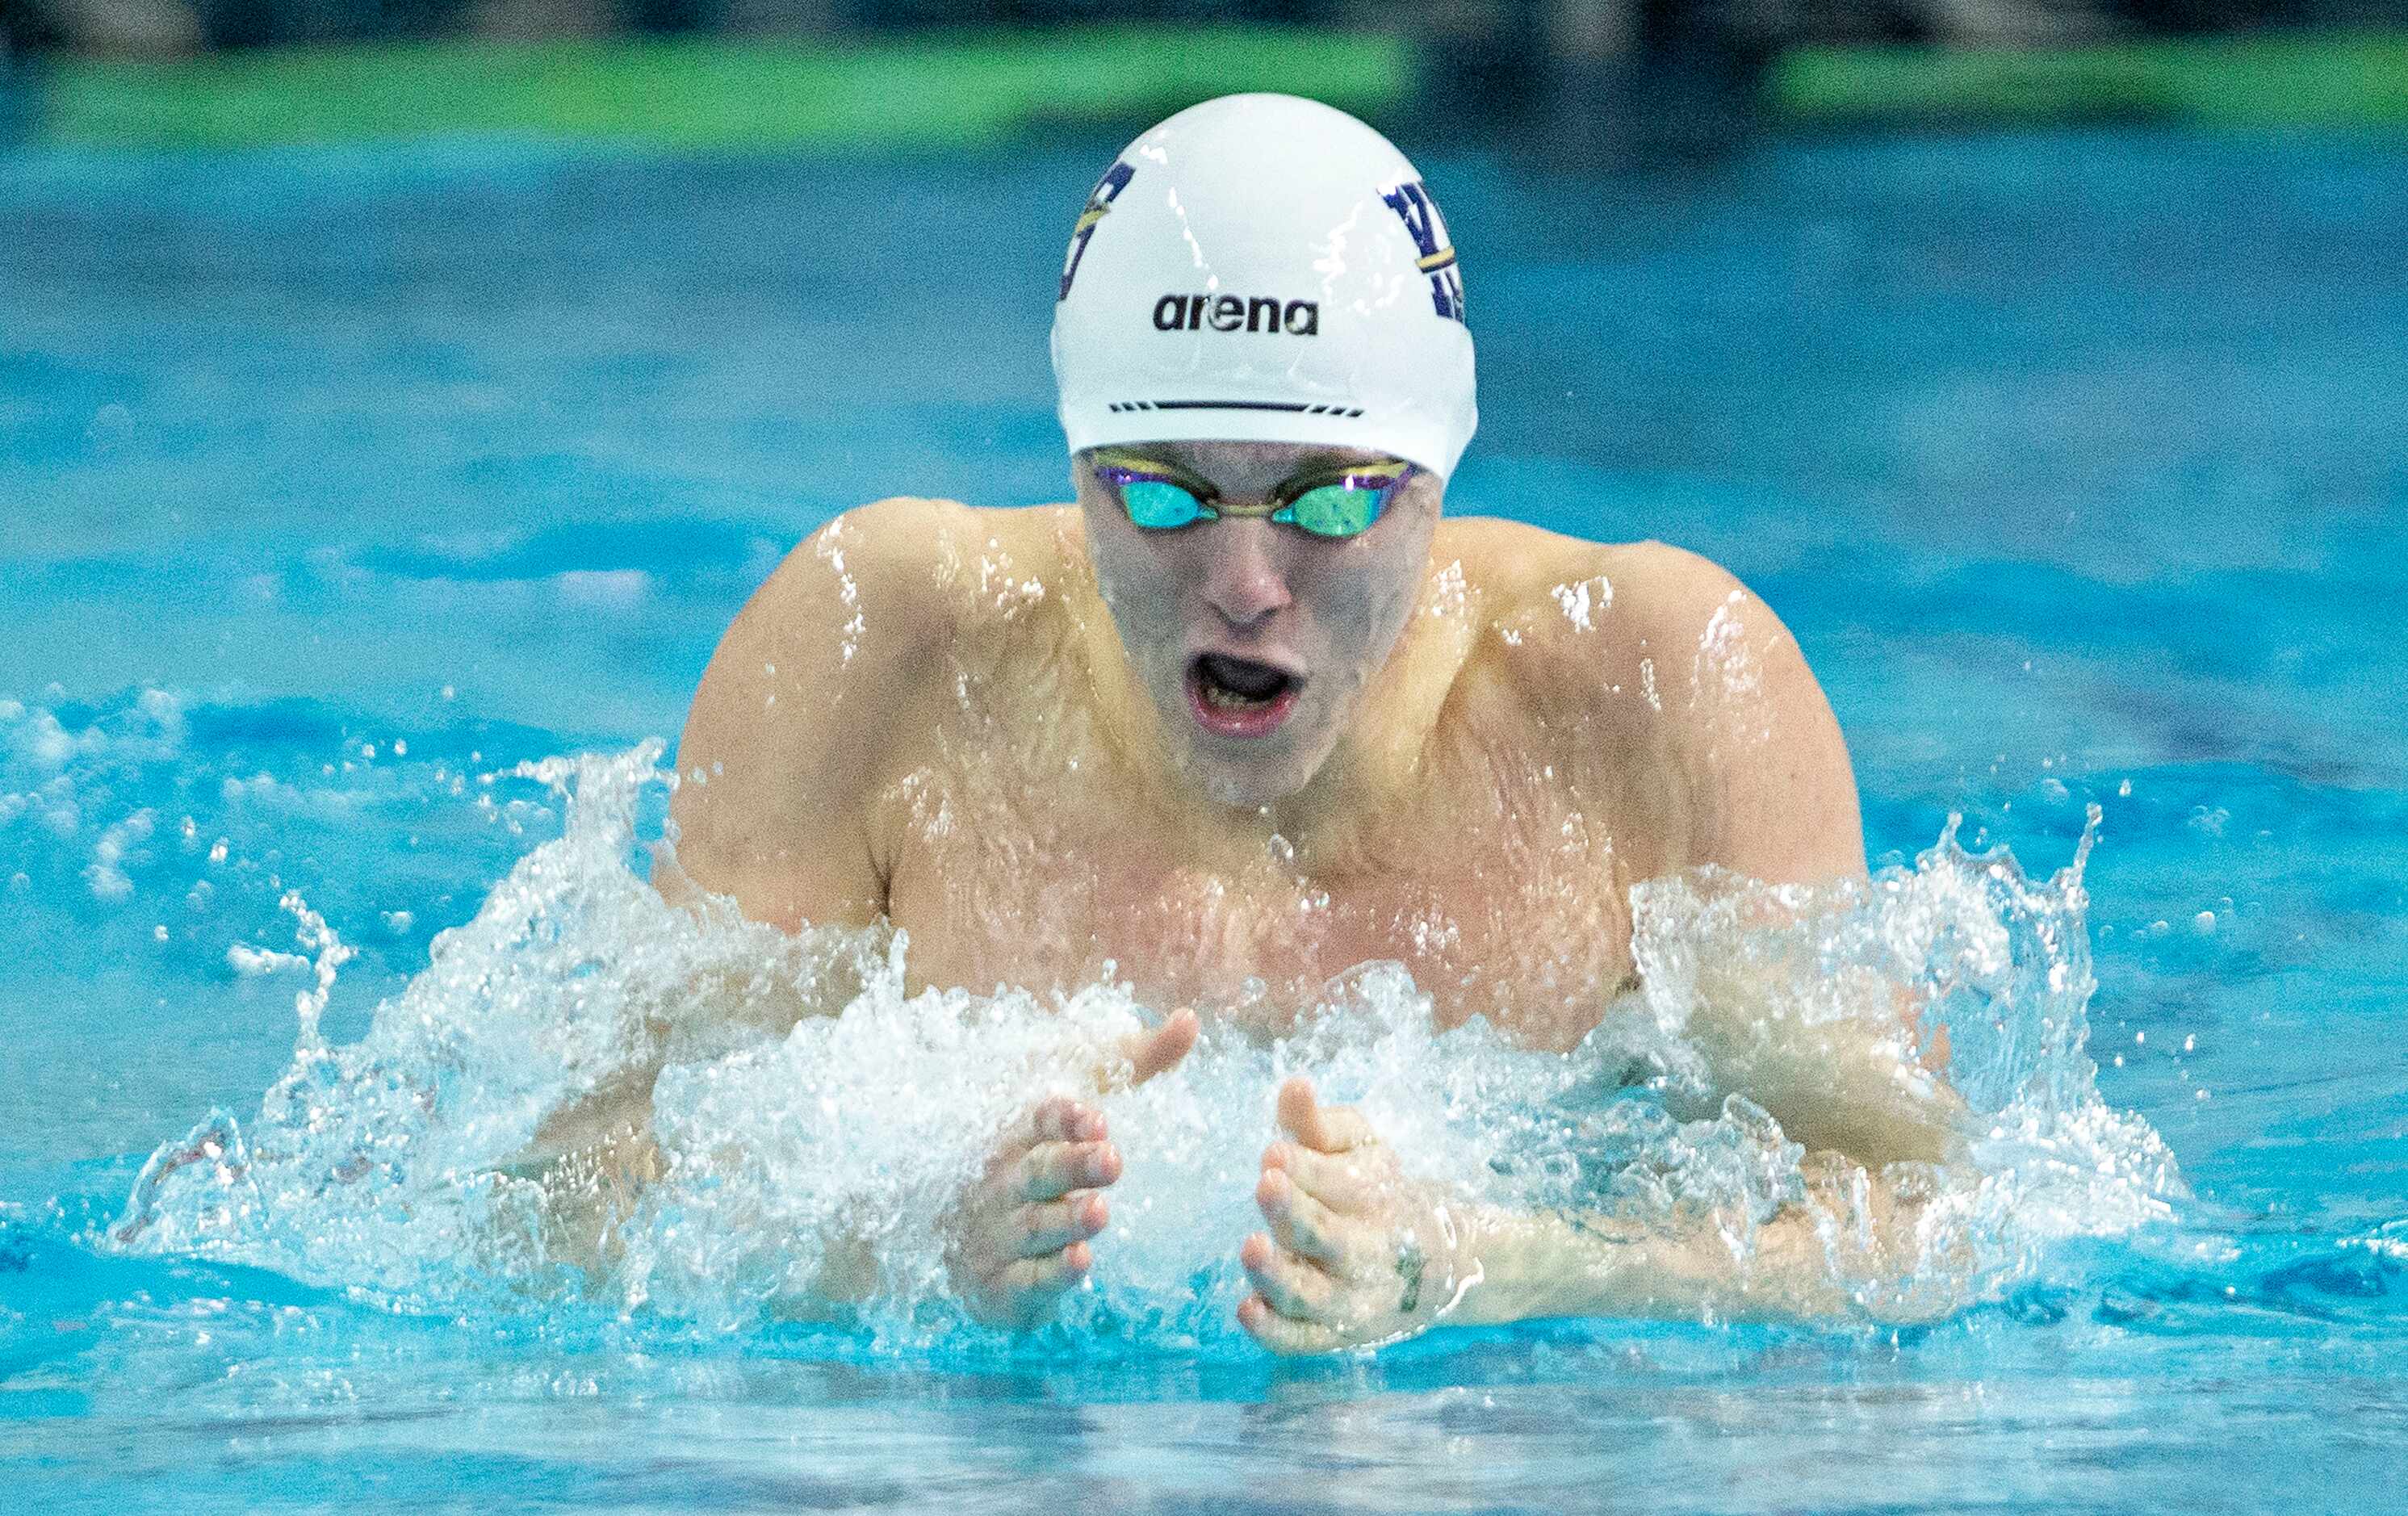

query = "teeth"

[{"left": 1202, "top": 681, "right": 1272, "bottom": 710}]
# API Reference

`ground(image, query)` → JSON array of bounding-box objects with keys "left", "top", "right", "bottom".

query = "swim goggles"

[{"left": 1091, "top": 449, "right": 1415, "bottom": 539}]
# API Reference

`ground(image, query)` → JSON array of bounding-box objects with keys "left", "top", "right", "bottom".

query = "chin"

[
  {"left": 1196, "top": 763, "right": 1302, "bottom": 810},
  {"left": 1156, "top": 660, "right": 1347, "bottom": 809},
  {"left": 1185, "top": 731, "right": 1334, "bottom": 810}
]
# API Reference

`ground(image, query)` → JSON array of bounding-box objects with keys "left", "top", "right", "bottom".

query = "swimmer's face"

[{"left": 1074, "top": 439, "right": 1442, "bottom": 808}]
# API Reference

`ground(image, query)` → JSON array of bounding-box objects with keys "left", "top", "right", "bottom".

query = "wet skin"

[{"left": 663, "top": 442, "right": 1933, "bottom": 1344}]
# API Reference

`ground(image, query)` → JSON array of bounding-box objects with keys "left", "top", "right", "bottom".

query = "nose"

[{"left": 1198, "top": 518, "right": 1292, "bottom": 630}]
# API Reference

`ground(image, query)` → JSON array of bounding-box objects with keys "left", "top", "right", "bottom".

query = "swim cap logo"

[
  {"left": 1151, "top": 294, "right": 1321, "bottom": 336},
  {"left": 1059, "top": 160, "right": 1136, "bottom": 303},
  {"left": 1380, "top": 180, "right": 1465, "bottom": 324}
]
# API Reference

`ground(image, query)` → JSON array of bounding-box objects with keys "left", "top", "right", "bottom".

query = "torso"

[{"left": 869, "top": 509, "right": 1695, "bottom": 1051}]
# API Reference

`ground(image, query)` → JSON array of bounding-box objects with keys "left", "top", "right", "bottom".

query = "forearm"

[
  {"left": 1449, "top": 1166, "right": 1959, "bottom": 1328},
  {"left": 1449, "top": 1207, "right": 1830, "bottom": 1325},
  {"left": 488, "top": 982, "right": 857, "bottom": 1296},
  {"left": 491, "top": 910, "right": 889, "bottom": 1259},
  {"left": 1663, "top": 957, "right": 1964, "bottom": 1169},
  {"left": 508, "top": 1112, "right": 882, "bottom": 1315},
  {"left": 499, "top": 1110, "right": 662, "bottom": 1279}
]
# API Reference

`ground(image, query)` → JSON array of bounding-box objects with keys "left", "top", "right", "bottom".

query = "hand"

[
  {"left": 944, "top": 1009, "right": 1197, "bottom": 1329},
  {"left": 1238, "top": 1077, "right": 1480, "bottom": 1354}
]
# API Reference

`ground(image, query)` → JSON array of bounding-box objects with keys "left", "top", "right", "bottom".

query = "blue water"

[{"left": 4, "top": 125, "right": 2407, "bottom": 1510}]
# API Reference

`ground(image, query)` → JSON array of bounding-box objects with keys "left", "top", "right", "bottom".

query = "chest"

[{"left": 878, "top": 734, "right": 1641, "bottom": 1051}]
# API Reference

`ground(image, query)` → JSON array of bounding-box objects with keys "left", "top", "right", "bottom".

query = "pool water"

[{"left": 4, "top": 125, "right": 2406, "bottom": 1510}]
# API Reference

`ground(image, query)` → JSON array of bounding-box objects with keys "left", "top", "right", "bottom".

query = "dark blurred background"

[
  {"left": 8, "top": 0, "right": 2404, "bottom": 178},
  {"left": 10, "top": 0, "right": 2407, "bottom": 70},
  {"left": 4, "top": 0, "right": 2408, "bottom": 173},
  {"left": 13, "top": 0, "right": 2408, "bottom": 54}
]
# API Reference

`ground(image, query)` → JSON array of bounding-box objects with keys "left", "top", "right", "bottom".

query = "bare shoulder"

[
  {"left": 1445, "top": 523, "right": 1744, "bottom": 651},
  {"left": 1449, "top": 521, "right": 1864, "bottom": 884},
  {"left": 1442, "top": 521, "right": 1704, "bottom": 702},
  {"left": 683, "top": 498, "right": 957, "bottom": 762},
  {"left": 672, "top": 496, "right": 1056, "bottom": 928},
  {"left": 725, "top": 494, "right": 984, "bottom": 661},
  {"left": 689, "top": 496, "right": 1074, "bottom": 720}
]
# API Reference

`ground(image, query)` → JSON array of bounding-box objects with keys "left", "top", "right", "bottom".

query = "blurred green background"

[{"left": 3, "top": 1, "right": 2405, "bottom": 159}]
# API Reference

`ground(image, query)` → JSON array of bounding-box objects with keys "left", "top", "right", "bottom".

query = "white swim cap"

[{"left": 1050, "top": 94, "right": 1478, "bottom": 481}]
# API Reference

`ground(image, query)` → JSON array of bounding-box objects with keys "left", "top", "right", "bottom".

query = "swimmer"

[{"left": 634, "top": 94, "right": 1965, "bottom": 1347}]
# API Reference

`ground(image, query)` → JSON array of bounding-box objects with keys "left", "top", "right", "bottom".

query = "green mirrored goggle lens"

[
  {"left": 1115, "top": 475, "right": 1210, "bottom": 529},
  {"left": 1275, "top": 481, "right": 1388, "bottom": 538}
]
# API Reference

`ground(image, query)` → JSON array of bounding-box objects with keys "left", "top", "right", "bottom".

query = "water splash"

[{"left": 103, "top": 746, "right": 2180, "bottom": 1351}]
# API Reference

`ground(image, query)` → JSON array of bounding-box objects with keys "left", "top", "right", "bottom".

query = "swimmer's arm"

[
  {"left": 1577, "top": 547, "right": 1958, "bottom": 1167},
  {"left": 1443, "top": 1162, "right": 1956, "bottom": 1330},
  {"left": 1239, "top": 1082, "right": 1960, "bottom": 1353},
  {"left": 668, "top": 495, "right": 966, "bottom": 931},
  {"left": 1624, "top": 542, "right": 1866, "bottom": 886},
  {"left": 495, "top": 500, "right": 966, "bottom": 1271}
]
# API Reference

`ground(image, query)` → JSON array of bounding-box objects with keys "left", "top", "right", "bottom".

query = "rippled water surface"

[{"left": 4, "top": 127, "right": 2406, "bottom": 1510}]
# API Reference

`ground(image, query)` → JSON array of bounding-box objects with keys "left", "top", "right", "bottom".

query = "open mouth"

[{"left": 1187, "top": 652, "right": 1302, "bottom": 739}]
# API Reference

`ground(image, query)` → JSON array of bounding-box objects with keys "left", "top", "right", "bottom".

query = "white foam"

[
  {"left": 227, "top": 944, "right": 309, "bottom": 976},
  {"left": 84, "top": 808, "right": 157, "bottom": 901},
  {"left": 107, "top": 748, "right": 2180, "bottom": 1351}
]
